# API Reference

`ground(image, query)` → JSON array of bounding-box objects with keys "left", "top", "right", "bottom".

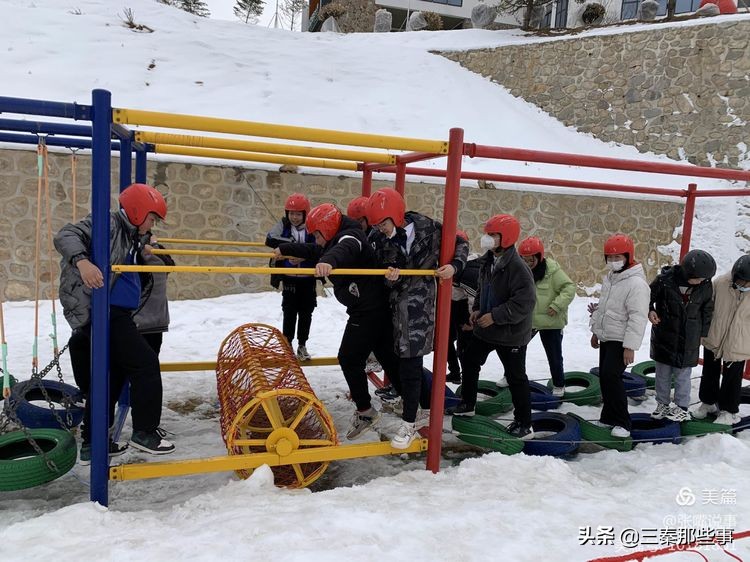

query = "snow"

[{"left": 1, "top": 0, "right": 750, "bottom": 559}]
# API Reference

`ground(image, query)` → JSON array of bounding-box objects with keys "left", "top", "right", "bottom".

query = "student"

[
  {"left": 266, "top": 193, "right": 317, "bottom": 361},
  {"left": 648, "top": 249, "right": 715, "bottom": 422},
  {"left": 367, "top": 188, "right": 468, "bottom": 449},
  {"left": 276, "top": 203, "right": 401, "bottom": 440},
  {"left": 449, "top": 215, "right": 536, "bottom": 441},
  {"left": 55, "top": 183, "right": 176, "bottom": 463},
  {"left": 589, "top": 234, "right": 650, "bottom": 439},
  {"left": 518, "top": 236, "right": 576, "bottom": 397},
  {"left": 346, "top": 196, "right": 371, "bottom": 235},
  {"left": 692, "top": 254, "right": 750, "bottom": 425}
]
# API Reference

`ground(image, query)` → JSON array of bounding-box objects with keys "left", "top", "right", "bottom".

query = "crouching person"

[
  {"left": 55, "top": 183, "right": 175, "bottom": 463},
  {"left": 276, "top": 203, "right": 400, "bottom": 440}
]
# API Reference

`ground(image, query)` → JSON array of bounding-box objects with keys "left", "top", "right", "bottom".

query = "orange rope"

[
  {"left": 43, "top": 143, "right": 59, "bottom": 355},
  {"left": 70, "top": 149, "right": 78, "bottom": 222},
  {"left": 32, "top": 137, "right": 45, "bottom": 371}
]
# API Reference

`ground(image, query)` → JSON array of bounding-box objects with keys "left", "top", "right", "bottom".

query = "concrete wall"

[{"left": 0, "top": 147, "right": 683, "bottom": 301}]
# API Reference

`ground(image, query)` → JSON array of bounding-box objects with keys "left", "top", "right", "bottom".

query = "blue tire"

[
  {"left": 522, "top": 412, "right": 581, "bottom": 457},
  {"left": 422, "top": 368, "right": 460, "bottom": 409},
  {"left": 732, "top": 415, "right": 750, "bottom": 434},
  {"left": 7, "top": 379, "right": 84, "bottom": 430},
  {"left": 589, "top": 367, "right": 647, "bottom": 398},
  {"left": 529, "top": 381, "right": 561, "bottom": 411},
  {"left": 630, "top": 413, "right": 681, "bottom": 445}
]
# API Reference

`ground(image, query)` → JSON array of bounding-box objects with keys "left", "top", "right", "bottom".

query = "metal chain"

[{"left": 28, "top": 344, "right": 76, "bottom": 433}]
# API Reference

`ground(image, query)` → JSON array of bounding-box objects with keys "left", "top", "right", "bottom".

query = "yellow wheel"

[{"left": 226, "top": 388, "right": 338, "bottom": 488}]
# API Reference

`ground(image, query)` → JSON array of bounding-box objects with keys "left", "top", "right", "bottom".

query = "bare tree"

[
  {"left": 497, "top": 0, "right": 556, "bottom": 29},
  {"left": 234, "top": 0, "right": 265, "bottom": 23},
  {"left": 282, "top": 0, "right": 307, "bottom": 29}
]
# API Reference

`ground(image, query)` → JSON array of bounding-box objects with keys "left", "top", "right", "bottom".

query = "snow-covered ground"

[{"left": 2, "top": 0, "right": 750, "bottom": 559}]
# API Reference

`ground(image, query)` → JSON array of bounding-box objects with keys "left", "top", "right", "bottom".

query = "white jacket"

[
  {"left": 702, "top": 273, "right": 750, "bottom": 362},
  {"left": 590, "top": 263, "right": 650, "bottom": 350}
]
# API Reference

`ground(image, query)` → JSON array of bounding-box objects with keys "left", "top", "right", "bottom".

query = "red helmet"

[
  {"left": 306, "top": 203, "right": 342, "bottom": 242},
  {"left": 119, "top": 183, "right": 167, "bottom": 226},
  {"left": 484, "top": 214, "right": 520, "bottom": 248},
  {"left": 346, "top": 196, "right": 370, "bottom": 220},
  {"left": 604, "top": 234, "right": 635, "bottom": 266},
  {"left": 518, "top": 236, "right": 545, "bottom": 259},
  {"left": 366, "top": 188, "right": 405, "bottom": 228},
  {"left": 285, "top": 193, "right": 311, "bottom": 214},
  {"left": 456, "top": 230, "right": 469, "bottom": 242}
]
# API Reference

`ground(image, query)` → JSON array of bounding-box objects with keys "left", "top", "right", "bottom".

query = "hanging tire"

[
  {"left": 0, "top": 428, "right": 77, "bottom": 491},
  {"left": 567, "top": 413, "right": 633, "bottom": 451},
  {"left": 630, "top": 361, "right": 657, "bottom": 389},
  {"left": 7, "top": 379, "right": 84, "bottom": 430},
  {"left": 529, "top": 381, "right": 561, "bottom": 411},
  {"left": 589, "top": 368, "right": 647, "bottom": 398},
  {"left": 680, "top": 419, "right": 732, "bottom": 437},
  {"left": 422, "top": 368, "right": 460, "bottom": 409},
  {"left": 547, "top": 372, "right": 601, "bottom": 406},
  {"left": 451, "top": 414, "right": 524, "bottom": 455},
  {"left": 522, "top": 412, "right": 580, "bottom": 457},
  {"left": 457, "top": 380, "right": 514, "bottom": 417},
  {"left": 732, "top": 415, "right": 750, "bottom": 434},
  {"left": 630, "top": 413, "right": 681, "bottom": 445}
]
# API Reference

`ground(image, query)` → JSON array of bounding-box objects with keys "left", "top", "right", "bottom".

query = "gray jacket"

[
  {"left": 54, "top": 211, "right": 139, "bottom": 330},
  {"left": 133, "top": 248, "right": 171, "bottom": 334}
]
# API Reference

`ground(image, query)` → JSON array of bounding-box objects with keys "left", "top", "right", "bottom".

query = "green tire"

[
  {"left": 0, "top": 429, "right": 77, "bottom": 491},
  {"left": 457, "top": 380, "right": 514, "bottom": 417},
  {"left": 680, "top": 419, "right": 733, "bottom": 437},
  {"left": 567, "top": 413, "right": 633, "bottom": 452},
  {"left": 451, "top": 414, "right": 524, "bottom": 455},
  {"left": 548, "top": 372, "right": 602, "bottom": 406},
  {"left": 630, "top": 361, "right": 657, "bottom": 389}
]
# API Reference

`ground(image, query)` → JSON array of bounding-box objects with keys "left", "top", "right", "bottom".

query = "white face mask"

[
  {"left": 607, "top": 260, "right": 625, "bottom": 272},
  {"left": 480, "top": 234, "right": 497, "bottom": 251}
]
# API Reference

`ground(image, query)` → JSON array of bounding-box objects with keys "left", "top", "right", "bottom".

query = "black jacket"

[
  {"left": 279, "top": 217, "right": 386, "bottom": 316},
  {"left": 472, "top": 246, "right": 536, "bottom": 347},
  {"left": 649, "top": 265, "right": 714, "bottom": 368}
]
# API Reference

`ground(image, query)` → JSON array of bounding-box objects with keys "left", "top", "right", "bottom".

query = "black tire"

[
  {"left": 7, "top": 379, "right": 84, "bottom": 430},
  {"left": 630, "top": 361, "right": 657, "bottom": 389},
  {"left": 630, "top": 413, "right": 681, "bottom": 445},
  {"left": 589, "top": 367, "right": 647, "bottom": 398},
  {"left": 547, "top": 372, "right": 601, "bottom": 406},
  {"left": 732, "top": 415, "right": 750, "bottom": 434},
  {"left": 740, "top": 386, "right": 750, "bottom": 405},
  {"left": 451, "top": 414, "right": 524, "bottom": 455},
  {"left": 0, "top": 429, "right": 77, "bottom": 491},
  {"left": 567, "top": 413, "right": 633, "bottom": 451},
  {"left": 522, "top": 412, "right": 581, "bottom": 457},
  {"left": 529, "top": 381, "right": 561, "bottom": 411}
]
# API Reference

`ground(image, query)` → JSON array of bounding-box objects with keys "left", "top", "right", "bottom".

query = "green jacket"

[{"left": 532, "top": 258, "right": 576, "bottom": 330}]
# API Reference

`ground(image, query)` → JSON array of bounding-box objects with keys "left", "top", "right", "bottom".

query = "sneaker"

[
  {"left": 714, "top": 411, "right": 740, "bottom": 426},
  {"left": 496, "top": 376, "right": 509, "bottom": 389},
  {"left": 415, "top": 409, "right": 431, "bottom": 430},
  {"left": 296, "top": 345, "right": 311, "bottom": 362},
  {"left": 390, "top": 421, "right": 418, "bottom": 449},
  {"left": 346, "top": 407, "right": 380, "bottom": 440},
  {"left": 129, "top": 429, "right": 176, "bottom": 455},
  {"left": 446, "top": 372, "right": 462, "bottom": 385},
  {"left": 365, "top": 354, "right": 383, "bottom": 373},
  {"left": 506, "top": 421, "right": 535, "bottom": 440},
  {"left": 651, "top": 402, "right": 670, "bottom": 420},
  {"left": 611, "top": 426, "right": 631, "bottom": 438},
  {"left": 447, "top": 402, "right": 475, "bottom": 417},
  {"left": 691, "top": 402, "right": 718, "bottom": 420},
  {"left": 374, "top": 385, "right": 400, "bottom": 404},
  {"left": 552, "top": 386, "right": 565, "bottom": 397},
  {"left": 381, "top": 398, "right": 403, "bottom": 416},
  {"left": 79, "top": 441, "right": 129, "bottom": 466},
  {"left": 665, "top": 404, "right": 689, "bottom": 423}
]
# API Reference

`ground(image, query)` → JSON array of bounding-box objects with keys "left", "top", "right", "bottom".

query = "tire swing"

[
  {"left": 630, "top": 413, "right": 681, "bottom": 445},
  {"left": 216, "top": 323, "right": 337, "bottom": 489},
  {"left": 630, "top": 360, "right": 657, "bottom": 389},
  {"left": 567, "top": 413, "right": 633, "bottom": 452},
  {"left": 0, "top": 428, "right": 77, "bottom": 491},
  {"left": 522, "top": 413, "right": 581, "bottom": 457},
  {"left": 528, "top": 381, "right": 561, "bottom": 411},
  {"left": 456, "top": 380, "right": 514, "bottom": 417},
  {"left": 7, "top": 379, "right": 84, "bottom": 429},
  {"left": 451, "top": 415, "right": 525, "bottom": 455},
  {"left": 546, "top": 372, "right": 601, "bottom": 406},
  {"left": 589, "top": 367, "right": 647, "bottom": 400}
]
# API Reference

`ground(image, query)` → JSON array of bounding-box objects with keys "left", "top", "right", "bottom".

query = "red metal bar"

[
  {"left": 375, "top": 166, "right": 686, "bottom": 198},
  {"left": 465, "top": 144, "right": 750, "bottom": 182},
  {"left": 680, "top": 183, "right": 698, "bottom": 261},
  {"left": 396, "top": 151, "right": 442, "bottom": 165},
  {"left": 395, "top": 162, "right": 406, "bottom": 196},
  {"left": 361, "top": 168, "right": 372, "bottom": 197},
  {"left": 427, "top": 128, "right": 464, "bottom": 473},
  {"left": 693, "top": 189, "right": 750, "bottom": 197},
  {"left": 362, "top": 161, "right": 392, "bottom": 172},
  {"left": 744, "top": 361, "right": 750, "bottom": 381}
]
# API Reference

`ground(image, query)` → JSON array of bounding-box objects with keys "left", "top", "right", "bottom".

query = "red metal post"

[
  {"left": 744, "top": 361, "right": 750, "bottom": 381},
  {"left": 427, "top": 128, "right": 464, "bottom": 473},
  {"left": 362, "top": 168, "right": 372, "bottom": 197},
  {"left": 395, "top": 162, "right": 406, "bottom": 196},
  {"left": 680, "top": 183, "right": 698, "bottom": 261}
]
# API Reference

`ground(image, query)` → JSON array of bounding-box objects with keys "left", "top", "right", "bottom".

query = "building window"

[{"left": 421, "top": 0, "right": 463, "bottom": 6}]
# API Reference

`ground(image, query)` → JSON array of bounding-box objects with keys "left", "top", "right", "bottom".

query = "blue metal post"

[
  {"left": 90, "top": 89, "right": 112, "bottom": 506},
  {"left": 119, "top": 138, "right": 132, "bottom": 191},
  {"left": 135, "top": 149, "right": 147, "bottom": 184},
  {"left": 0, "top": 132, "right": 120, "bottom": 151}
]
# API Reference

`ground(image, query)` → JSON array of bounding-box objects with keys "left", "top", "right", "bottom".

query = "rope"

[
  {"left": 32, "top": 135, "right": 47, "bottom": 373},
  {"left": 42, "top": 142, "right": 60, "bottom": 355},
  {"left": 70, "top": 149, "right": 78, "bottom": 222}
]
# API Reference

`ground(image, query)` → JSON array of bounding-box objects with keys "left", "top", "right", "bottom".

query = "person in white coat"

[
  {"left": 589, "top": 234, "right": 650, "bottom": 438},
  {"left": 692, "top": 254, "right": 750, "bottom": 426}
]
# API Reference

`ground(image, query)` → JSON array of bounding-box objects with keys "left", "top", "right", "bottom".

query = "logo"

[{"left": 676, "top": 487, "right": 696, "bottom": 506}]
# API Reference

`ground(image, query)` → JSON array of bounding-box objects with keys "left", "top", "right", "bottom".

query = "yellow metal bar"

[
  {"left": 154, "top": 144, "right": 358, "bottom": 171},
  {"left": 159, "top": 357, "right": 340, "bottom": 372},
  {"left": 113, "top": 265, "right": 436, "bottom": 276},
  {"left": 159, "top": 237, "right": 265, "bottom": 247},
  {"left": 151, "top": 248, "right": 276, "bottom": 259},
  {"left": 114, "top": 108, "right": 449, "bottom": 153},
  {"left": 136, "top": 131, "right": 397, "bottom": 165},
  {"left": 109, "top": 439, "right": 428, "bottom": 481}
]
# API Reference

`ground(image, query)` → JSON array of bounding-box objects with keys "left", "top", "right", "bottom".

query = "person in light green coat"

[{"left": 518, "top": 237, "right": 576, "bottom": 396}]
